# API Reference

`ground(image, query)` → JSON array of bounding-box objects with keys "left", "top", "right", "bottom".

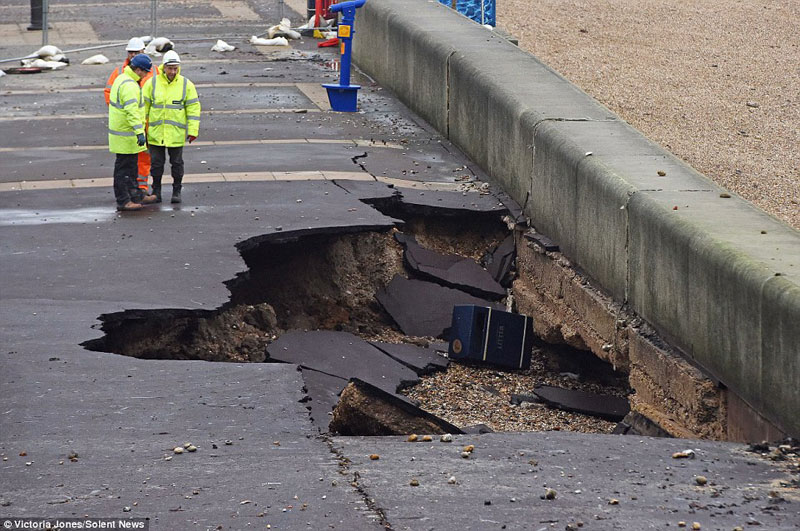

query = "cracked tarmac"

[{"left": 1, "top": 1, "right": 799, "bottom": 529}]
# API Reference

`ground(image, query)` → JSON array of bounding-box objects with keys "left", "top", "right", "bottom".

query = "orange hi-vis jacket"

[{"left": 104, "top": 59, "right": 160, "bottom": 189}]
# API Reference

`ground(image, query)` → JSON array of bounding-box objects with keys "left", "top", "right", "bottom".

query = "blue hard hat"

[{"left": 130, "top": 54, "right": 152, "bottom": 72}]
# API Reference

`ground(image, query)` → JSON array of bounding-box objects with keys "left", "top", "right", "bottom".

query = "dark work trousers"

[
  {"left": 113, "top": 153, "right": 143, "bottom": 206},
  {"left": 149, "top": 145, "right": 184, "bottom": 197}
]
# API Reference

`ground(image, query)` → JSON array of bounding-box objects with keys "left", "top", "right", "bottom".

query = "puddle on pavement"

[
  {"left": 0, "top": 206, "right": 213, "bottom": 226},
  {"left": 82, "top": 204, "right": 631, "bottom": 436},
  {"left": 0, "top": 207, "right": 117, "bottom": 226}
]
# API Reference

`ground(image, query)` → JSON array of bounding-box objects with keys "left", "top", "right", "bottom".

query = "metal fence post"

[
  {"left": 307, "top": 0, "right": 315, "bottom": 22},
  {"left": 42, "top": 0, "right": 49, "bottom": 45},
  {"left": 150, "top": 0, "right": 157, "bottom": 38},
  {"left": 28, "top": 0, "right": 42, "bottom": 30}
]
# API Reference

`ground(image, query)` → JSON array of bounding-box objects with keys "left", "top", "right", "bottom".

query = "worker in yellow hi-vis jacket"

[
  {"left": 108, "top": 53, "right": 158, "bottom": 211},
  {"left": 105, "top": 37, "right": 159, "bottom": 196},
  {"left": 142, "top": 50, "right": 201, "bottom": 204}
]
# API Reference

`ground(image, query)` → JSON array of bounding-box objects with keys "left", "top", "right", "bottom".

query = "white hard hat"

[
  {"left": 126, "top": 37, "right": 146, "bottom": 52},
  {"left": 162, "top": 50, "right": 181, "bottom": 66}
]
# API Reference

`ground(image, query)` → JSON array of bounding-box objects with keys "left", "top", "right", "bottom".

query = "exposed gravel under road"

[
  {"left": 497, "top": 0, "right": 799, "bottom": 230},
  {"left": 402, "top": 350, "right": 626, "bottom": 434}
]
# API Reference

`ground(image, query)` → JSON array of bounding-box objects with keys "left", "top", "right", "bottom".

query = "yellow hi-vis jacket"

[
  {"left": 142, "top": 67, "right": 201, "bottom": 147},
  {"left": 104, "top": 58, "right": 158, "bottom": 105},
  {"left": 108, "top": 66, "right": 147, "bottom": 154}
]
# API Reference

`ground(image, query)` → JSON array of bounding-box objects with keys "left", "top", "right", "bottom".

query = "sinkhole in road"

[
  {"left": 82, "top": 207, "right": 510, "bottom": 362},
  {"left": 82, "top": 206, "right": 629, "bottom": 435}
]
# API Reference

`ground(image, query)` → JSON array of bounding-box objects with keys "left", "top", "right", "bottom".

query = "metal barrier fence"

[
  {"left": 28, "top": 0, "right": 162, "bottom": 46},
  {"left": 437, "top": 0, "right": 495, "bottom": 26}
]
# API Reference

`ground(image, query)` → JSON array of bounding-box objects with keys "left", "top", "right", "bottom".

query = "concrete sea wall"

[{"left": 353, "top": 0, "right": 800, "bottom": 437}]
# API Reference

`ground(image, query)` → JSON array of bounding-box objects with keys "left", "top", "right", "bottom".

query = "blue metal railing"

[{"left": 438, "top": 0, "right": 495, "bottom": 26}]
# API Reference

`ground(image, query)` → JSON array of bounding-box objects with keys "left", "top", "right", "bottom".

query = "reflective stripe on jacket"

[
  {"left": 143, "top": 67, "right": 201, "bottom": 147},
  {"left": 104, "top": 59, "right": 158, "bottom": 105},
  {"left": 108, "top": 66, "right": 147, "bottom": 154}
]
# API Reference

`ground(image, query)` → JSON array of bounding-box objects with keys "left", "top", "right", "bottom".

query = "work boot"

[
  {"left": 151, "top": 177, "right": 162, "bottom": 203},
  {"left": 131, "top": 188, "right": 145, "bottom": 203},
  {"left": 171, "top": 183, "right": 182, "bottom": 204},
  {"left": 117, "top": 201, "right": 143, "bottom": 212},
  {"left": 140, "top": 193, "right": 159, "bottom": 204}
]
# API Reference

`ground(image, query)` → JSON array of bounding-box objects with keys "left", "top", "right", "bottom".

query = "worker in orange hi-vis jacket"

[{"left": 104, "top": 37, "right": 160, "bottom": 198}]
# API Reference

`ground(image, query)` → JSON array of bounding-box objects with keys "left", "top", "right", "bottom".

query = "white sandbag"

[
  {"left": 145, "top": 37, "right": 174, "bottom": 55},
  {"left": 298, "top": 15, "right": 333, "bottom": 29},
  {"left": 297, "top": 16, "right": 313, "bottom": 30},
  {"left": 249, "top": 35, "right": 289, "bottom": 46},
  {"left": 81, "top": 54, "right": 110, "bottom": 65},
  {"left": 21, "top": 58, "right": 68, "bottom": 70},
  {"left": 32, "top": 45, "right": 63, "bottom": 58},
  {"left": 268, "top": 26, "right": 301, "bottom": 40},
  {"left": 139, "top": 35, "right": 153, "bottom": 44},
  {"left": 268, "top": 18, "right": 301, "bottom": 39},
  {"left": 282, "top": 28, "right": 301, "bottom": 40},
  {"left": 151, "top": 37, "right": 174, "bottom": 51},
  {"left": 211, "top": 39, "right": 235, "bottom": 52}
]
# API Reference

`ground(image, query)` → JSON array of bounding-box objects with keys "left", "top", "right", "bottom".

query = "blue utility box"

[{"left": 448, "top": 305, "right": 534, "bottom": 370}]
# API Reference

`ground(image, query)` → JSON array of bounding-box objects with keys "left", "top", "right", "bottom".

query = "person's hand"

[
  {"left": 136, "top": 133, "right": 146, "bottom": 146},
  {"left": 188, "top": 135, "right": 197, "bottom": 144}
]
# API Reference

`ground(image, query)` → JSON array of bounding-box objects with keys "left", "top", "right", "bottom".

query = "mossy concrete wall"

[{"left": 353, "top": 0, "right": 800, "bottom": 437}]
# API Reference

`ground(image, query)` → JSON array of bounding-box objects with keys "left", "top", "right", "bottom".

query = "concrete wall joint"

[{"left": 445, "top": 50, "right": 456, "bottom": 139}]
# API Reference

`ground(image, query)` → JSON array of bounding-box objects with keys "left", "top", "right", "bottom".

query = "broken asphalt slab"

[
  {"left": 398, "top": 233, "right": 506, "bottom": 299},
  {"left": 0, "top": 180, "right": 399, "bottom": 309},
  {"left": 274, "top": 334, "right": 463, "bottom": 436},
  {"left": 485, "top": 234, "right": 516, "bottom": 285},
  {"left": 524, "top": 230, "right": 560, "bottom": 252},
  {"left": 267, "top": 330, "right": 420, "bottom": 397},
  {"left": 334, "top": 431, "right": 800, "bottom": 530},
  {"left": 376, "top": 275, "right": 503, "bottom": 338},
  {"left": 0, "top": 302, "right": 377, "bottom": 529},
  {"left": 533, "top": 384, "right": 631, "bottom": 422},
  {"left": 300, "top": 366, "right": 349, "bottom": 432},
  {"left": 368, "top": 341, "right": 449, "bottom": 375},
  {"left": 330, "top": 378, "right": 464, "bottom": 436},
  {"left": 378, "top": 187, "right": 511, "bottom": 217}
]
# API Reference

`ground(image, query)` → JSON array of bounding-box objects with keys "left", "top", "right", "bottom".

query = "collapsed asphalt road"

[{"left": 1, "top": 1, "right": 799, "bottom": 529}]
